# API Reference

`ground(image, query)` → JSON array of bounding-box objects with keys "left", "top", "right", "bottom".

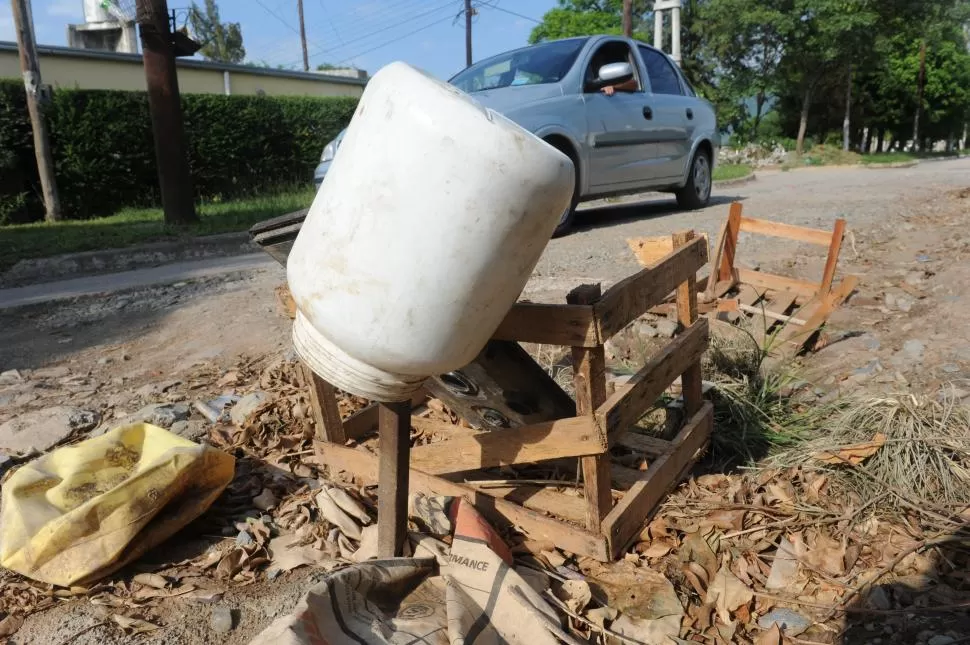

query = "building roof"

[{"left": 0, "top": 41, "right": 368, "bottom": 86}]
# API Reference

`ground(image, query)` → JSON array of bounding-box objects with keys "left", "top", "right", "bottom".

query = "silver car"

[{"left": 314, "top": 35, "right": 717, "bottom": 236}]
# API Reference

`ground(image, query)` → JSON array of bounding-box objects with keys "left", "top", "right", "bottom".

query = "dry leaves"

[{"left": 814, "top": 432, "right": 887, "bottom": 465}]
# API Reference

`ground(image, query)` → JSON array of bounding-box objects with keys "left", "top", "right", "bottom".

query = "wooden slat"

[
  {"left": 595, "top": 318, "right": 709, "bottom": 437},
  {"left": 748, "top": 292, "right": 797, "bottom": 348},
  {"left": 617, "top": 431, "right": 673, "bottom": 456},
  {"left": 316, "top": 442, "right": 610, "bottom": 560},
  {"left": 377, "top": 401, "right": 410, "bottom": 557},
  {"left": 303, "top": 366, "right": 346, "bottom": 443},
  {"left": 627, "top": 236, "right": 673, "bottom": 266},
  {"left": 674, "top": 231, "right": 703, "bottom": 418},
  {"left": 408, "top": 416, "right": 606, "bottom": 475},
  {"left": 736, "top": 268, "right": 818, "bottom": 299},
  {"left": 718, "top": 202, "right": 743, "bottom": 282},
  {"left": 594, "top": 237, "right": 708, "bottom": 339},
  {"left": 341, "top": 390, "right": 428, "bottom": 440},
  {"left": 603, "top": 402, "right": 713, "bottom": 557},
  {"left": 819, "top": 218, "right": 847, "bottom": 295},
  {"left": 568, "top": 284, "right": 613, "bottom": 533},
  {"left": 493, "top": 303, "right": 599, "bottom": 347},
  {"left": 738, "top": 216, "right": 833, "bottom": 246},
  {"left": 703, "top": 218, "right": 730, "bottom": 302},
  {"left": 769, "top": 275, "right": 858, "bottom": 360},
  {"left": 726, "top": 282, "right": 765, "bottom": 322},
  {"left": 463, "top": 483, "right": 586, "bottom": 525}
]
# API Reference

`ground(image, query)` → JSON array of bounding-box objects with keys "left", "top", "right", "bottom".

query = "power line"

[
  {"left": 334, "top": 13, "right": 455, "bottom": 64},
  {"left": 476, "top": 2, "right": 541, "bottom": 24},
  {"left": 279, "top": 0, "right": 460, "bottom": 68}
]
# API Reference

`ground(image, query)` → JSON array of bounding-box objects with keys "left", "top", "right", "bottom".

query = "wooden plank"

[
  {"left": 567, "top": 283, "right": 612, "bottom": 533},
  {"left": 493, "top": 303, "right": 599, "bottom": 347},
  {"left": 595, "top": 318, "right": 709, "bottom": 437},
  {"left": 603, "top": 402, "right": 713, "bottom": 558},
  {"left": 718, "top": 202, "right": 743, "bottom": 282},
  {"left": 747, "top": 292, "right": 798, "bottom": 347},
  {"left": 702, "top": 218, "right": 730, "bottom": 303},
  {"left": 316, "top": 442, "right": 610, "bottom": 560},
  {"left": 377, "top": 401, "right": 410, "bottom": 557},
  {"left": 736, "top": 268, "right": 818, "bottom": 299},
  {"left": 673, "top": 231, "right": 703, "bottom": 418},
  {"left": 304, "top": 366, "right": 346, "bottom": 443},
  {"left": 769, "top": 275, "right": 858, "bottom": 359},
  {"left": 726, "top": 283, "right": 766, "bottom": 322},
  {"left": 617, "top": 431, "right": 673, "bottom": 456},
  {"left": 463, "top": 482, "right": 586, "bottom": 525},
  {"left": 594, "top": 237, "right": 708, "bottom": 339},
  {"left": 627, "top": 236, "right": 672, "bottom": 266},
  {"left": 819, "top": 218, "right": 847, "bottom": 295},
  {"left": 341, "top": 390, "right": 428, "bottom": 440},
  {"left": 738, "top": 216, "right": 833, "bottom": 246},
  {"left": 408, "top": 416, "right": 606, "bottom": 475}
]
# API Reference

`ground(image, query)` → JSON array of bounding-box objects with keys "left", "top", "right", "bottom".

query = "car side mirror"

[{"left": 595, "top": 62, "right": 634, "bottom": 87}]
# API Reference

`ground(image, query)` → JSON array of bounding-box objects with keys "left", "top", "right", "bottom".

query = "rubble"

[{"left": 0, "top": 405, "right": 99, "bottom": 453}]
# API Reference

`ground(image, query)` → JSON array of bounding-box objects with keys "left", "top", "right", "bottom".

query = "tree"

[
  {"left": 189, "top": 0, "right": 245, "bottom": 64},
  {"left": 529, "top": 0, "right": 653, "bottom": 44}
]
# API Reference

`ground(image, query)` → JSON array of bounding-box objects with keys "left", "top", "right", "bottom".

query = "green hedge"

[{"left": 0, "top": 80, "right": 358, "bottom": 224}]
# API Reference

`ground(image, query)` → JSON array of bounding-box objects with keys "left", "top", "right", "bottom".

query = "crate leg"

[
  {"left": 718, "top": 202, "right": 742, "bottom": 284},
  {"left": 303, "top": 364, "right": 346, "bottom": 443},
  {"left": 819, "top": 218, "right": 847, "bottom": 296},
  {"left": 674, "top": 231, "right": 703, "bottom": 416},
  {"left": 567, "top": 284, "right": 612, "bottom": 533},
  {"left": 378, "top": 400, "right": 411, "bottom": 557}
]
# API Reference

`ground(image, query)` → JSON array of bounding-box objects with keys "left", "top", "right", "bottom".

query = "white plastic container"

[{"left": 287, "top": 62, "right": 574, "bottom": 401}]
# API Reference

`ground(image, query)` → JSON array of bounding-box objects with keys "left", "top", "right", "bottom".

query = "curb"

[
  {"left": 713, "top": 172, "right": 757, "bottom": 187},
  {"left": 0, "top": 231, "right": 257, "bottom": 288},
  {"left": 862, "top": 160, "right": 920, "bottom": 169}
]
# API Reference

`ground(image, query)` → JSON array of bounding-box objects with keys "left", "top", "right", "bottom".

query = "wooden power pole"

[
  {"left": 11, "top": 0, "right": 61, "bottom": 221},
  {"left": 297, "top": 0, "right": 309, "bottom": 72},
  {"left": 136, "top": 0, "right": 197, "bottom": 225},
  {"left": 464, "top": 0, "right": 473, "bottom": 67},
  {"left": 622, "top": 0, "right": 633, "bottom": 37}
]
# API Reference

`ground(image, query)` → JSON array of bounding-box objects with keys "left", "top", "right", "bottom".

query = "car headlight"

[{"left": 321, "top": 140, "right": 337, "bottom": 162}]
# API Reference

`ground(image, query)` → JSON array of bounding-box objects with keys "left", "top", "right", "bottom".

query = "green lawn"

[
  {"left": 861, "top": 152, "right": 917, "bottom": 165},
  {"left": 713, "top": 163, "right": 753, "bottom": 181},
  {"left": 0, "top": 187, "right": 315, "bottom": 271}
]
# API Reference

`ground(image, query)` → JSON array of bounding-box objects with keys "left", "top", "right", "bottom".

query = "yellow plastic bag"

[{"left": 0, "top": 423, "right": 234, "bottom": 587}]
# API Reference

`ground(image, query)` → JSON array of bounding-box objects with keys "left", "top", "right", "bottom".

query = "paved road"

[{"left": 1, "top": 158, "right": 967, "bottom": 309}]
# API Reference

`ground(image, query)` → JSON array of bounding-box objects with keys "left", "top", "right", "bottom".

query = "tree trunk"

[
  {"left": 877, "top": 128, "right": 884, "bottom": 153},
  {"left": 842, "top": 66, "right": 852, "bottom": 151},
  {"left": 751, "top": 91, "right": 766, "bottom": 140},
  {"left": 796, "top": 87, "right": 812, "bottom": 155},
  {"left": 862, "top": 127, "right": 871, "bottom": 153}
]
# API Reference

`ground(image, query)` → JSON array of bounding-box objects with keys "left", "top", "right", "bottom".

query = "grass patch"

[
  {"left": 861, "top": 152, "right": 917, "bottom": 165},
  {"left": 0, "top": 187, "right": 315, "bottom": 271},
  {"left": 713, "top": 164, "right": 753, "bottom": 182}
]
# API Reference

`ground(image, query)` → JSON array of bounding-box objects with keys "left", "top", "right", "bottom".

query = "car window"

[
  {"left": 450, "top": 39, "right": 587, "bottom": 93},
  {"left": 584, "top": 41, "right": 642, "bottom": 92},
  {"left": 638, "top": 46, "right": 683, "bottom": 95}
]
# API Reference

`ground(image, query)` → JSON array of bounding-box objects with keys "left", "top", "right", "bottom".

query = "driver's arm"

[{"left": 601, "top": 78, "right": 639, "bottom": 95}]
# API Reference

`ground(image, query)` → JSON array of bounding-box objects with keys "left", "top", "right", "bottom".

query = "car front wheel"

[{"left": 676, "top": 150, "right": 712, "bottom": 210}]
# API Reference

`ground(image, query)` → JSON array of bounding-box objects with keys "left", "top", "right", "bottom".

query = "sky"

[{"left": 0, "top": 0, "right": 561, "bottom": 80}]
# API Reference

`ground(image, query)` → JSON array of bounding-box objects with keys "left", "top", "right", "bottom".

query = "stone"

[
  {"left": 896, "top": 296, "right": 914, "bottom": 312},
  {"left": 635, "top": 322, "right": 658, "bottom": 338},
  {"left": 97, "top": 357, "right": 111, "bottom": 366},
  {"left": 902, "top": 339, "right": 926, "bottom": 360},
  {"left": 128, "top": 403, "right": 190, "bottom": 429},
  {"left": 863, "top": 335, "right": 881, "bottom": 351},
  {"left": 31, "top": 366, "right": 71, "bottom": 379},
  {"left": 757, "top": 608, "right": 811, "bottom": 636},
  {"left": 230, "top": 391, "right": 272, "bottom": 426},
  {"left": 0, "top": 406, "right": 99, "bottom": 454},
  {"left": 0, "top": 453, "right": 13, "bottom": 478},
  {"left": 253, "top": 488, "right": 278, "bottom": 511},
  {"left": 654, "top": 319, "right": 680, "bottom": 338},
  {"left": 942, "top": 364, "right": 961, "bottom": 374},
  {"left": 235, "top": 530, "right": 254, "bottom": 547},
  {"left": 884, "top": 292, "right": 896, "bottom": 308},
  {"left": 210, "top": 606, "right": 234, "bottom": 633},
  {"left": 928, "top": 636, "right": 956, "bottom": 645},
  {"left": 904, "top": 271, "right": 926, "bottom": 286},
  {"left": 170, "top": 419, "right": 207, "bottom": 441},
  {"left": 864, "top": 586, "right": 892, "bottom": 610},
  {"left": 0, "top": 369, "right": 23, "bottom": 385}
]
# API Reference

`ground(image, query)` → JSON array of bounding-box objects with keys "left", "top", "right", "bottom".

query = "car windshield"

[{"left": 450, "top": 39, "right": 587, "bottom": 93}]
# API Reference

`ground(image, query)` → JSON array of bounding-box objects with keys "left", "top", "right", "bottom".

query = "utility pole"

[
  {"left": 297, "top": 0, "right": 309, "bottom": 72},
  {"left": 912, "top": 40, "right": 926, "bottom": 152},
  {"left": 842, "top": 64, "right": 852, "bottom": 151},
  {"left": 464, "top": 0, "right": 473, "bottom": 67},
  {"left": 136, "top": 0, "right": 197, "bottom": 225},
  {"left": 11, "top": 0, "right": 61, "bottom": 221},
  {"left": 622, "top": 0, "right": 632, "bottom": 37}
]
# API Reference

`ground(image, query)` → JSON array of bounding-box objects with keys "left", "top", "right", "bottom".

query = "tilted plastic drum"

[{"left": 287, "top": 62, "right": 574, "bottom": 401}]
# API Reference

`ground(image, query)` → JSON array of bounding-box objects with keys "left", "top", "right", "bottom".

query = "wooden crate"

[{"left": 308, "top": 232, "right": 714, "bottom": 561}]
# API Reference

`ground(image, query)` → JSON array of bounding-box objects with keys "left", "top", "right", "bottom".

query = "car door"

[
  {"left": 637, "top": 45, "right": 691, "bottom": 179},
  {"left": 583, "top": 40, "right": 666, "bottom": 190}
]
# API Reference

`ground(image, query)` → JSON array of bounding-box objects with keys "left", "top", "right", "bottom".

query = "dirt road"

[{"left": 1, "top": 159, "right": 969, "bottom": 644}]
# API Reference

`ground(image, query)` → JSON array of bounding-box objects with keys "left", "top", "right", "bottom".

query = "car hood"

[{"left": 467, "top": 83, "right": 564, "bottom": 115}]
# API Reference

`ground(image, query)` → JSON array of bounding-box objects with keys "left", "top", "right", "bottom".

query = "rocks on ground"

[{"left": 0, "top": 405, "right": 99, "bottom": 454}]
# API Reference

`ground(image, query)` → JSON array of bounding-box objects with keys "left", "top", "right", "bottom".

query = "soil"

[{"left": 1, "top": 159, "right": 969, "bottom": 644}]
